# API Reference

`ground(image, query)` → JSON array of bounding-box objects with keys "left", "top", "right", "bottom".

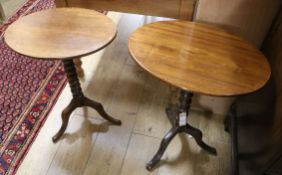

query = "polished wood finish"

[
  {"left": 64, "top": 0, "right": 195, "bottom": 20},
  {"left": 128, "top": 20, "right": 271, "bottom": 96},
  {"left": 186, "top": 0, "right": 280, "bottom": 117},
  {"left": 4, "top": 8, "right": 117, "bottom": 59},
  {"left": 16, "top": 13, "right": 231, "bottom": 175},
  {"left": 54, "top": 0, "right": 195, "bottom": 79},
  {"left": 5, "top": 8, "right": 121, "bottom": 143},
  {"left": 129, "top": 20, "right": 271, "bottom": 171}
]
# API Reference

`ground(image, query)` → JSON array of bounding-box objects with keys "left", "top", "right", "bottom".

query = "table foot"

[
  {"left": 147, "top": 122, "right": 217, "bottom": 170},
  {"left": 52, "top": 99, "right": 78, "bottom": 142},
  {"left": 146, "top": 127, "right": 179, "bottom": 170},
  {"left": 146, "top": 90, "right": 216, "bottom": 171},
  {"left": 52, "top": 95, "right": 121, "bottom": 142},
  {"left": 184, "top": 124, "right": 217, "bottom": 155}
]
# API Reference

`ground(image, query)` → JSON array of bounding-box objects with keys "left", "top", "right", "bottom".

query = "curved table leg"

[
  {"left": 184, "top": 124, "right": 217, "bottom": 155},
  {"left": 146, "top": 126, "right": 180, "bottom": 171},
  {"left": 52, "top": 99, "right": 78, "bottom": 142},
  {"left": 84, "top": 96, "right": 121, "bottom": 125},
  {"left": 52, "top": 59, "right": 121, "bottom": 142},
  {"left": 146, "top": 90, "right": 217, "bottom": 171}
]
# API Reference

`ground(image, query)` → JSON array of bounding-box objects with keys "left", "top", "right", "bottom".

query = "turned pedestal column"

[
  {"left": 128, "top": 20, "right": 271, "bottom": 170},
  {"left": 4, "top": 8, "right": 121, "bottom": 142}
]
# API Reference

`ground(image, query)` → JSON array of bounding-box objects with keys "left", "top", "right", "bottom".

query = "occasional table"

[
  {"left": 4, "top": 8, "right": 121, "bottom": 142},
  {"left": 128, "top": 20, "right": 271, "bottom": 170}
]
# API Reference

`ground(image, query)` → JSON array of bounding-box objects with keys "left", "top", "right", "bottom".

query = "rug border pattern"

[{"left": 0, "top": 0, "right": 67, "bottom": 174}]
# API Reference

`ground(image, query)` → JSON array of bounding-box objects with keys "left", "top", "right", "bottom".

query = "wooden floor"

[{"left": 17, "top": 12, "right": 231, "bottom": 175}]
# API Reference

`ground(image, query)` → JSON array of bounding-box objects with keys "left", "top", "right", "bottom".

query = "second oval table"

[{"left": 128, "top": 20, "right": 271, "bottom": 170}]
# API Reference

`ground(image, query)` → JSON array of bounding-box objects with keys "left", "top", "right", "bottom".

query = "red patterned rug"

[{"left": 0, "top": 0, "right": 67, "bottom": 174}]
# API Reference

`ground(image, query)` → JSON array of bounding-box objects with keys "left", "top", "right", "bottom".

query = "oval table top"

[
  {"left": 128, "top": 20, "right": 271, "bottom": 96},
  {"left": 4, "top": 8, "right": 117, "bottom": 59}
]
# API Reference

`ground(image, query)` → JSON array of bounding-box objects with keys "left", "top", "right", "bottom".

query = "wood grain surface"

[
  {"left": 4, "top": 8, "right": 117, "bottom": 59},
  {"left": 65, "top": 0, "right": 195, "bottom": 20},
  {"left": 128, "top": 20, "right": 271, "bottom": 96},
  {"left": 16, "top": 13, "right": 231, "bottom": 175}
]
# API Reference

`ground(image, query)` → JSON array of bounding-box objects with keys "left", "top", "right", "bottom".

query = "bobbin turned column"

[
  {"left": 146, "top": 90, "right": 217, "bottom": 170},
  {"left": 4, "top": 8, "right": 122, "bottom": 143},
  {"left": 52, "top": 59, "right": 121, "bottom": 142}
]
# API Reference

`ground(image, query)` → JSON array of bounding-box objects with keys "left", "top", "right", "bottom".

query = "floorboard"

[{"left": 16, "top": 12, "right": 231, "bottom": 175}]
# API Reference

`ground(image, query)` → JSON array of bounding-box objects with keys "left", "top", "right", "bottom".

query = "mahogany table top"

[
  {"left": 128, "top": 20, "right": 271, "bottom": 96},
  {"left": 4, "top": 8, "right": 117, "bottom": 59}
]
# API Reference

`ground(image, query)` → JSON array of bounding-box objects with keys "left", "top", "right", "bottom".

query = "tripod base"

[
  {"left": 146, "top": 91, "right": 217, "bottom": 171},
  {"left": 52, "top": 59, "right": 121, "bottom": 143},
  {"left": 52, "top": 95, "right": 121, "bottom": 142}
]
